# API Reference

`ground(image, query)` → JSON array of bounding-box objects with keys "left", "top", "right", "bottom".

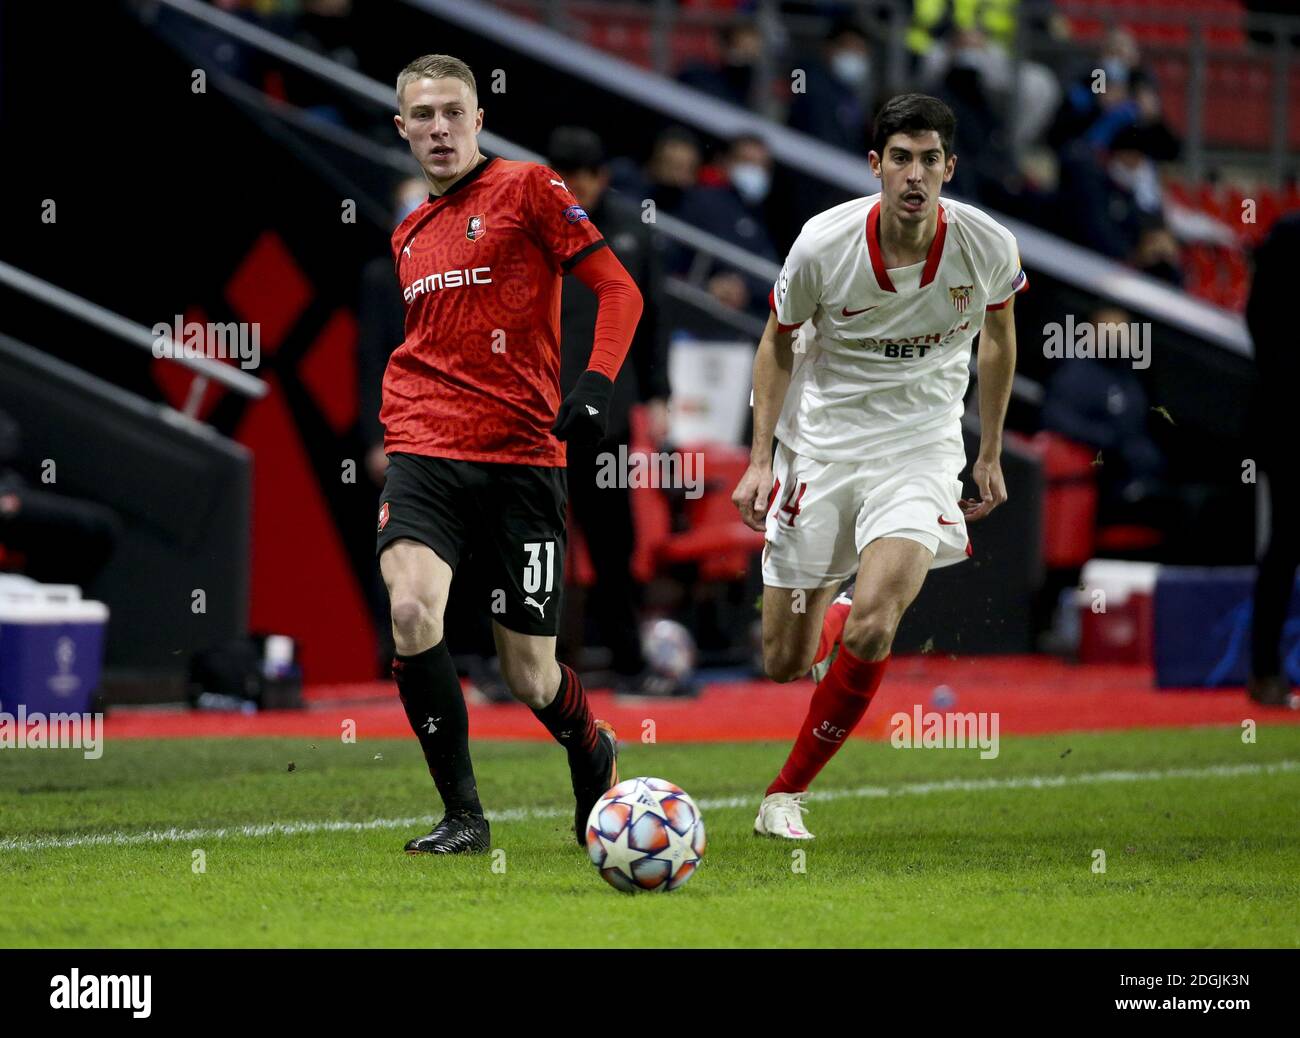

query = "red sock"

[
  {"left": 767, "top": 645, "right": 888, "bottom": 795},
  {"left": 532, "top": 663, "right": 598, "bottom": 755},
  {"left": 814, "top": 599, "right": 851, "bottom": 664}
]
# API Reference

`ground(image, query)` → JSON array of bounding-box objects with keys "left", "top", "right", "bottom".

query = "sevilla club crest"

[
  {"left": 948, "top": 284, "right": 973, "bottom": 313},
  {"left": 466, "top": 214, "right": 486, "bottom": 241},
  {"left": 378, "top": 501, "right": 390, "bottom": 532}
]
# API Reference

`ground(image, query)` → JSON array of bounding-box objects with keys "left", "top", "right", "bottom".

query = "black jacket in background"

[
  {"left": 1245, "top": 210, "right": 1300, "bottom": 470},
  {"left": 560, "top": 192, "right": 671, "bottom": 445},
  {"left": 357, "top": 253, "right": 406, "bottom": 450},
  {"left": 0, "top": 406, "right": 18, "bottom": 467}
]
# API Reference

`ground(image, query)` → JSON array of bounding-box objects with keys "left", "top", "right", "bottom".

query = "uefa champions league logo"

[{"left": 48, "top": 635, "right": 81, "bottom": 696}]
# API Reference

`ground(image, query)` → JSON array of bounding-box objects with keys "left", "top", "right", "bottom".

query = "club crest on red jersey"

[
  {"left": 948, "top": 284, "right": 973, "bottom": 313},
  {"left": 378, "top": 501, "right": 390, "bottom": 532},
  {"left": 466, "top": 214, "right": 486, "bottom": 241}
]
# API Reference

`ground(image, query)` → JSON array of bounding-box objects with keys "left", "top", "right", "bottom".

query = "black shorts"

[{"left": 376, "top": 452, "right": 567, "bottom": 637}]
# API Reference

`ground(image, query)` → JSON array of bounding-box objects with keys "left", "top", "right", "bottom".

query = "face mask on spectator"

[
  {"left": 1108, "top": 157, "right": 1161, "bottom": 212},
  {"left": 730, "top": 163, "right": 770, "bottom": 205},
  {"left": 1102, "top": 60, "right": 1131, "bottom": 89},
  {"left": 830, "top": 51, "right": 870, "bottom": 88}
]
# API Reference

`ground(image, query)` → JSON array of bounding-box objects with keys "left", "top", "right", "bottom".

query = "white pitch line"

[{"left": 2, "top": 758, "right": 1296, "bottom": 854}]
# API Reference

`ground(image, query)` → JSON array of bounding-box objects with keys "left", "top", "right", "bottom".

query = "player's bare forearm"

[
  {"left": 976, "top": 302, "right": 1016, "bottom": 462},
  {"left": 733, "top": 313, "right": 795, "bottom": 531},
  {"left": 963, "top": 301, "right": 1016, "bottom": 521},
  {"left": 749, "top": 313, "right": 795, "bottom": 467}
]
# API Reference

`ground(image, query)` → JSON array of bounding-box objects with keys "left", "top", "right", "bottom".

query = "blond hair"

[{"left": 396, "top": 54, "right": 477, "bottom": 110}]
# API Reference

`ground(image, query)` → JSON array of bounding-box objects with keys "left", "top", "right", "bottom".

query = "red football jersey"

[{"left": 381, "top": 157, "right": 606, "bottom": 466}]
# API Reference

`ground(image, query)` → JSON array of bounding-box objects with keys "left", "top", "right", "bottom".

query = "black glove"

[{"left": 551, "top": 370, "right": 614, "bottom": 444}]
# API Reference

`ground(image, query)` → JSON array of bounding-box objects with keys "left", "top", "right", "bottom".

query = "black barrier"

[
  {"left": 0, "top": 335, "right": 251, "bottom": 698},
  {"left": 896, "top": 423, "right": 1044, "bottom": 655},
  {"left": 0, "top": 948, "right": 1291, "bottom": 1025}
]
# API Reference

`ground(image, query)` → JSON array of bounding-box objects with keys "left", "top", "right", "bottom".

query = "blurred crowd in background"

[
  {"left": 159, "top": 0, "right": 1294, "bottom": 688},
  {"left": 206, "top": 0, "right": 1299, "bottom": 315}
]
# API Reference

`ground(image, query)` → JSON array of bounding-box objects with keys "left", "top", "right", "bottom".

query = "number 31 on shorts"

[{"left": 523, "top": 541, "right": 556, "bottom": 594}]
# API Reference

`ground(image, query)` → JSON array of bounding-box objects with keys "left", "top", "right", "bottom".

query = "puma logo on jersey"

[
  {"left": 525, "top": 595, "right": 551, "bottom": 618},
  {"left": 402, "top": 245, "right": 412, "bottom": 259},
  {"left": 549, "top": 178, "right": 568, "bottom": 190}
]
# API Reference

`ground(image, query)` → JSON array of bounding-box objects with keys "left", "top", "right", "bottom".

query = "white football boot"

[
  {"left": 810, "top": 581, "right": 855, "bottom": 684},
  {"left": 753, "top": 791, "right": 814, "bottom": 839}
]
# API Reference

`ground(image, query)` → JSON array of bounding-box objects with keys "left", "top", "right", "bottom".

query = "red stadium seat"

[
  {"left": 631, "top": 410, "right": 764, "bottom": 582},
  {"left": 0, "top": 543, "right": 25, "bottom": 573},
  {"left": 567, "top": 409, "right": 763, "bottom": 591},
  {"left": 654, "top": 444, "right": 764, "bottom": 581},
  {"left": 1021, "top": 430, "right": 1099, "bottom": 569},
  {"left": 1018, "top": 432, "right": 1165, "bottom": 565},
  {"left": 626, "top": 404, "right": 674, "bottom": 584},
  {"left": 1060, "top": 0, "right": 1245, "bottom": 48},
  {"left": 565, "top": 511, "right": 597, "bottom": 588},
  {"left": 1095, "top": 524, "right": 1164, "bottom": 553}
]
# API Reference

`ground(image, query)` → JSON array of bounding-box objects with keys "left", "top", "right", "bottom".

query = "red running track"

[{"left": 103, "top": 656, "right": 1299, "bottom": 741}]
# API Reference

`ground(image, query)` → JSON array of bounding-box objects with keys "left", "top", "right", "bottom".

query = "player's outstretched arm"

[
  {"left": 732, "top": 313, "right": 796, "bottom": 532},
  {"left": 963, "top": 299, "right": 1016, "bottom": 522},
  {"left": 553, "top": 247, "right": 644, "bottom": 444}
]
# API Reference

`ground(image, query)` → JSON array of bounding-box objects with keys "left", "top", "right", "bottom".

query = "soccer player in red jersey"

[{"left": 377, "top": 55, "right": 642, "bottom": 854}]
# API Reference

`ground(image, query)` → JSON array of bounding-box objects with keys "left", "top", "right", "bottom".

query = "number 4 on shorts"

[{"left": 778, "top": 482, "right": 807, "bottom": 527}]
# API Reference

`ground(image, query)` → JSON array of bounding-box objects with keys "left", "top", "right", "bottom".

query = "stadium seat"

[
  {"left": 1019, "top": 432, "right": 1165, "bottom": 565},
  {"left": 565, "top": 511, "right": 597, "bottom": 588},
  {"left": 1095, "top": 523, "right": 1165, "bottom": 554},
  {"left": 625, "top": 407, "right": 766, "bottom": 585},
  {"left": 1061, "top": 0, "right": 1246, "bottom": 48},
  {"left": 654, "top": 444, "right": 764, "bottom": 582},
  {"left": 566, "top": 411, "right": 763, "bottom": 590},
  {"left": 1022, "top": 430, "right": 1099, "bottom": 569},
  {"left": 0, "top": 543, "right": 23, "bottom": 572}
]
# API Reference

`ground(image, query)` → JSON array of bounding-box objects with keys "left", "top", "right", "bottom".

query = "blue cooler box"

[
  {"left": 1153, "top": 567, "right": 1300, "bottom": 688},
  {"left": 0, "top": 575, "right": 109, "bottom": 714}
]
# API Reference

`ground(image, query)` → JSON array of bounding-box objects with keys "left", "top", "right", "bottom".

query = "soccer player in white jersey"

[{"left": 731, "top": 95, "right": 1025, "bottom": 839}]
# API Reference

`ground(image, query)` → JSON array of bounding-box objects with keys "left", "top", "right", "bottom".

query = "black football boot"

[{"left": 404, "top": 809, "right": 491, "bottom": 855}]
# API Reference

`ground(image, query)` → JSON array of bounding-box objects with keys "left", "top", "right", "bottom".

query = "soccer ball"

[
  {"left": 640, "top": 619, "right": 696, "bottom": 681},
  {"left": 585, "top": 776, "right": 706, "bottom": 892}
]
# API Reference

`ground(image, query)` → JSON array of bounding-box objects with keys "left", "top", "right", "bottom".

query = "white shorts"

[{"left": 761, "top": 438, "right": 972, "bottom": 589}]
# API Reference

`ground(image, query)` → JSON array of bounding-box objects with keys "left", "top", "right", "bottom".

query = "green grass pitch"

[{"left": 2, "top": 725, "right": 1298, "bottom": 947}]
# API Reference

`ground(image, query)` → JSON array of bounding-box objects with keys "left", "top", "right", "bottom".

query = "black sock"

[
  {"left": 392, "top": 641, "right": 482, "bottom": 815},
  {"left": 532, "top": 664, "right": 608, "bottom": 786}
]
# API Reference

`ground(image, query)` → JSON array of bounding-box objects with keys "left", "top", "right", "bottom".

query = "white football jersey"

[{"left": 768, "top": 194, "right": 1026, "bottom": 463}]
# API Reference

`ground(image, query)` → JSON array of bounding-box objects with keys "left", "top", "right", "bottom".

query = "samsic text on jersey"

[{"left": 381, "top": 157, "right": 606, "bottom": 466}]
